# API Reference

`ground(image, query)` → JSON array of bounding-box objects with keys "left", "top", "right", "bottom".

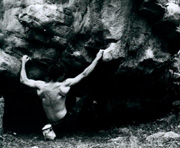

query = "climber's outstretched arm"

[
  {"left": 20, "top": 55, "right": 45, "bottom": 89},
  {"left": 63, "top": 50, "right": 104, "bottom": 86}
]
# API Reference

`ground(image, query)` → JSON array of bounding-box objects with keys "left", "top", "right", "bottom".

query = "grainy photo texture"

[{"left": 1, "top": 0, "right": 180, "bottom": 147}]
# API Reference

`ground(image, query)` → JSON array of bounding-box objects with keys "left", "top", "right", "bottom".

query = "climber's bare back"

[{"left": 36, "top": 81, "right": 70, "bottom": 122}]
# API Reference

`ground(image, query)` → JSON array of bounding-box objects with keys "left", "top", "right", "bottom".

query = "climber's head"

[{"left": 47, "top": 64, "right": 65, "bottom": 82}]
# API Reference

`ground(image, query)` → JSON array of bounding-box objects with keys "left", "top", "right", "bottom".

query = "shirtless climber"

[{"left": 20, "top": 50, "right": 104, "bottom": 140}]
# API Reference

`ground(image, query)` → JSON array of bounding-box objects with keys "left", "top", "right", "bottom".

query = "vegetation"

[{"left": 2, "top": 113, "right": 180, "bottom": 148}]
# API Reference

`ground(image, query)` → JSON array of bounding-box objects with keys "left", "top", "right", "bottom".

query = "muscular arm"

[
  {"left": 20, "top": 55, "right": 45, "bottom": 88},
  {"left": 64, "top": 50, "right": 104, "bottom": 86}
]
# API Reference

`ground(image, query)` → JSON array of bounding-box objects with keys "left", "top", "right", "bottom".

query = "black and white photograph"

[{"left": 1, "top": 0, "right": 180, "bottom": 147}]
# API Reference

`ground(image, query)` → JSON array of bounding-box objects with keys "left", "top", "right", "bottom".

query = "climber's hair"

[{"left": 47, "top": 64, "right": 65, "bottom": 82}]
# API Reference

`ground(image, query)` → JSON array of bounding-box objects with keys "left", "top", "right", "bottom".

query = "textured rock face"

[
  {"left": 1, "top": 0, "right": 180, "bottom": 131},
  {"left": 0, "top": 97, "right": 4, "bottom": 134}
]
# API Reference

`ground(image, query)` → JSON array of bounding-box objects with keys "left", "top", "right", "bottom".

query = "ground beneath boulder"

[{"left": 2, "top": 113, "right": 180, "bottom": 148}]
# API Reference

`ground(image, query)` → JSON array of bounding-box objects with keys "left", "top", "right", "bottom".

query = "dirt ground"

[{"left": 1, "top": 113, "right": 180, "bottom": 148}]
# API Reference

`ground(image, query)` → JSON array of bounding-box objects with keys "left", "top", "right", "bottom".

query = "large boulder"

[{"left": 1, "top": 0, "right": 180, "bottom": 131}]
